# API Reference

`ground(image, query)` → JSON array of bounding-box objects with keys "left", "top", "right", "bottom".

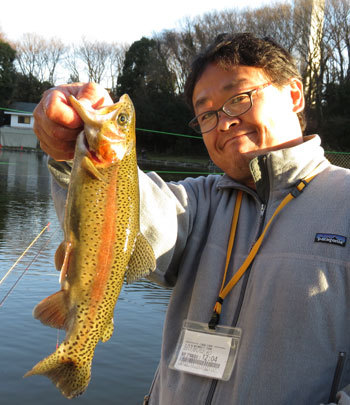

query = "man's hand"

[{"left": 33, "top": 82, "right": 113, "bottom": 161}]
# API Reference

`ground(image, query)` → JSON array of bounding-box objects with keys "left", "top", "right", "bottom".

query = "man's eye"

[
  {"left": 230, "top": 94, "right": 249, "bottom": 105},
  {"left": 199, "top": 112, "right": 215, "bottom": 123}
]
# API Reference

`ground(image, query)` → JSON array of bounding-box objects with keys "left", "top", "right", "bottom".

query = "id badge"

[{"left": 169, "top": 320, "right": 241, "bottom": 381}]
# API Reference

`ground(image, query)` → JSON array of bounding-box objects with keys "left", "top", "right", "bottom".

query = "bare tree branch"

[
  {"left": 76, "top": 38, "right": 110, "bottom": 83},
  {"left": 14, "top": 33, "right": 66, "bottom": 84}
]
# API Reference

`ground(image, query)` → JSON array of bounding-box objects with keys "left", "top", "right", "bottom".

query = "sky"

[{"left": 1, "top": 0, "right": 276, "bottom": 45}]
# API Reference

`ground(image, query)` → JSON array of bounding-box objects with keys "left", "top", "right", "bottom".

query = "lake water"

[{"left": 0, "top": 150, "right": 173, "bottom": 404}]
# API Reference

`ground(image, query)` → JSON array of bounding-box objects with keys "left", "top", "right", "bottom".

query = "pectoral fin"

[
  {"left": 55, "top": 241, "right": 73, "bottom": 284},
  {"left": 126, "top": 233, "right": 156, "bottom": 284},
  {"left": 101, "top": 318, "right": 114, "bottom": 342},
  {"left": 54, "top": 241, "right": 65, "bottom": 270}
]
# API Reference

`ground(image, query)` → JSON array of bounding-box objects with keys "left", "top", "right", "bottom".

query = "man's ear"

[{"left": 290, "top": 78, "right": 305, "bottom": 113}]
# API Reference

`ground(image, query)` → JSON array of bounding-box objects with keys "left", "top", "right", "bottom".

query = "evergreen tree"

[
  {"left": 12, "top": 73, "right": 52, "bottom": 103},
  {"left": 0, "top": 40, "right": 17, "bottom": 107},
  {"left": 116, "top": 37, "right": 201, "bottom": 155},
  {"left": 320, "top": 79, "right": 350, "bottom": 151}
]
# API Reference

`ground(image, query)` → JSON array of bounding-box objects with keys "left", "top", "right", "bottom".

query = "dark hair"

[{"left": 184, "top": 32, "right": 306, "bottom": 131}]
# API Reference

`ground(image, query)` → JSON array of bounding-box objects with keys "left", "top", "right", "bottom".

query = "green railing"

[{"left": 325, "top": 151, "right": 350, "bottom": 169}]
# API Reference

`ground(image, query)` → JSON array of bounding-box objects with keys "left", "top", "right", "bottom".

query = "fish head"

[{"left": 69, "top": 93, "right": 135, "bottom": 167}]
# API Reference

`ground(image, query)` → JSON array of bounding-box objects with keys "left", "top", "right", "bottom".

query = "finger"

[
  {"left": 34, "top": 121, "right": 77, "bottom": 160},
  {"left": 33, "top": 82, "right": 113, "bottom": 161},
  {"left": 42, "top": 89, "right": 84, "bottom": 129},
  {"left": 75, "top": 82, "right": 113, "bottom": 108},
  {"left": 35, "top": 83, "right": 113, "bottom": 130},
  {"left": 33, "top": 115, "right": 80, "bottom": 143},
  {"left": 39, "top": 137, "right": 76, "bottom": 161}
]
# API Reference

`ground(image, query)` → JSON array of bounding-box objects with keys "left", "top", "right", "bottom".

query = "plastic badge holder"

[{"left": 169, "top": 320, "right": 242, "bottom": 381}]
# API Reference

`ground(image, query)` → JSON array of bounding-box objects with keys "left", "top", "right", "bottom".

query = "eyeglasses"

[{"left": 189, "top": 82, "right": 272, "bottom": 134}]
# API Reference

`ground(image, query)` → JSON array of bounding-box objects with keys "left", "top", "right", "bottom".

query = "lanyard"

[{"left": 208, "top": 174, "right": 317, "bottom": 329}]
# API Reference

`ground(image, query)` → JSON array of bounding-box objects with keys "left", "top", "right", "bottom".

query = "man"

[{"left": 34, "top": 33, "right": 350, "bottom": 404}]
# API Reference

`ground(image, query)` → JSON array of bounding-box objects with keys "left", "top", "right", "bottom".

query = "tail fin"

[{"left": 24, "top": 348, "right": 92, "bottom": 399}]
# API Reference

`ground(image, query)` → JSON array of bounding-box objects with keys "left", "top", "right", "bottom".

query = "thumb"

[{"left": 75, "top": 82, "right": 113, "bottom": 110}]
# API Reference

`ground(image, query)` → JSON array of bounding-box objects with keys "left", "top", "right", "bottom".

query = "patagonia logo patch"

[{"left": 315, "top": 233, "right": 347, "bottom": 247}]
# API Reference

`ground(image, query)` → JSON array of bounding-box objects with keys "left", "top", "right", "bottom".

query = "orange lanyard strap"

[{"left": 208, "top": 175, "right": 317, "bottom": 329}]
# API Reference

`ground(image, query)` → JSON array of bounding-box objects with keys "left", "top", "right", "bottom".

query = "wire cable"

[
  {"left": 0, "top": 223, "right": 50, "bottom": 287},
  {"left": 0, "top": 223, "right": 58, "bottom": 307}
]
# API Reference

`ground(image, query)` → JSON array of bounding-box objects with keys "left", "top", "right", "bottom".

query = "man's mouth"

[
  {"left": 223, "top": 131, "right": 256, "bottom": 146},
  {"left": 222, "top": 133, "right": 244, "bottom": 147}
]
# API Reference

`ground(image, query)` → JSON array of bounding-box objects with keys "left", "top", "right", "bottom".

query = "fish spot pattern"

[{"left": 26, "top": 97, "right": 143, "bottom": 399}]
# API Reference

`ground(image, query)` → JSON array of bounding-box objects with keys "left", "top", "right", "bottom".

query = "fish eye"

[{"left": 117, "top": 113, "right": 129, "bottom": 126}]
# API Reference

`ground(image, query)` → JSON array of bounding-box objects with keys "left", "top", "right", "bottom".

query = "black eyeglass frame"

[{"left": 189, "top": 82, "right": 272, "bottom": 135}]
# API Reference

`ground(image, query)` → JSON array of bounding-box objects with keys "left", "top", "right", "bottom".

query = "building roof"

[{"left": 6, "top": 102, "right": 37, "bottom": 114}]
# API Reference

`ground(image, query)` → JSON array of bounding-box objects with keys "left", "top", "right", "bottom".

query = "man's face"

[{"left": 192, "top": 63, "right": 305, "bottom": 187}]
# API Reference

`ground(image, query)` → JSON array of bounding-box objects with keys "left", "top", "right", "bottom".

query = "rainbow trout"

[{"left": 25, "top": 94, "right": 156, "bottom": 398}]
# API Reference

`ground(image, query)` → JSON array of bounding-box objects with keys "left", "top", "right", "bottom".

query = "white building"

[{"left": 0, "top": 102, "right": 38, "bottom": 149}]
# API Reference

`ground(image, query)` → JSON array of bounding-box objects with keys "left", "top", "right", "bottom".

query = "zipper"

[
  {"left": 205, "top": 202, "right": 267, "bottom": 405},
  {"left": 328, "top": 352, "right": 347, "bottom": 403},
  {"left": 205, "top": 267, "right": 252, "bottom": 405},
  {"left": 143, "top": 365, "right": 160, "bottom": 404}
]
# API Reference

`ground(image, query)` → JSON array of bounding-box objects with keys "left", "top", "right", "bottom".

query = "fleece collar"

[{"left": 217, "top": 135, "right": 329, "bottom": 203}]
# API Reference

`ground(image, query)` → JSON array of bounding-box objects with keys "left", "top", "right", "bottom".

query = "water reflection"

[
  {"left": 123, "top": 279, "right": 172, "bottom": 307},
  {"left": 0, "top": 149, "right": 50, "bottom": 193},
  {"left": 0, "top": 150, "right": 52, "bottom": 245}
]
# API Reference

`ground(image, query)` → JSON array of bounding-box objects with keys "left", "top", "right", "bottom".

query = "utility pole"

[{"left": 303, "top": 0, "right": 326, "bottom": 109}]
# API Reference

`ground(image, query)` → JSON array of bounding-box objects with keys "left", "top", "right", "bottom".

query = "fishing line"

[
  {"left": 136, "top": 127, "right": 202, "bottom": 139},
  {"left": 0, "top": 223, "right": 50, "bottom": 287},
  {"left": 0, "top": 223, "right": 58, "bottom": 307},
  {"left": 147, "top": 170, "right": 223, "bottom": 175},
  {"left": 56, "top": 329, "right": 60, "bottom": 349}
]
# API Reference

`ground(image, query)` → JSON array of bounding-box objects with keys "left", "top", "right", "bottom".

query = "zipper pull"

[
  {"left": 260, "top": 203, "right": 266, "bottom": 218},
  {"left": 249, "top": 204, "right": 266, "bottom": 251}
]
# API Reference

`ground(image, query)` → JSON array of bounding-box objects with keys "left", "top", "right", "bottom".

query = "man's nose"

[{"left": 217, "top": 111, "right": 240, "bottom": 131}]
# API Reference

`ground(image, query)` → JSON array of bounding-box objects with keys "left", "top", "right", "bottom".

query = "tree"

[
  {"left": 11, "top": 73, "right": 52, "bottom": 103},
  {"left": 117, "top": 37, "right": 175, "bottom": 96},
  {"left": 323, "top": 0, "right": 350, "bottom": 84},
  {"left": 319, "top": 79, "right": 350, "bottom": 151},
  {"left": 157, "top": 26, "right": 201, "bottom": 94},
  {"left": 116, "top": 37, "right": 198, "bottom": 154},
  {"left": 65, "top": 46, "right": 81, "bottom": 83},
  {"left": 242, "top": 3, "right": 297, "bottom": 52},
  {"left": 107, "top": 42, "right": 129, "bottom": 90},
  {"left": 43, "top": 38, "right": 67, "bottom": 84},
  {"left": 0, "top": 39, "right": 17, "bottom": 108},
  {"left": 14, "top": 33, "right": 66, "bottom": 85},
  {"left": 76, "top": 38, "right": 110, "bottom": 83}
]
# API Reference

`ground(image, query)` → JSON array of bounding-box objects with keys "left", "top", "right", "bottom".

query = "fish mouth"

[
  {"left": 83, "top": 134, "right": 127, "bottom": 165},
  {"left": 82, "top": 135, "right": 103, "bottom": 164},
  {"left": 89, "top": 149, "right": 103, "bottom": 164}
]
